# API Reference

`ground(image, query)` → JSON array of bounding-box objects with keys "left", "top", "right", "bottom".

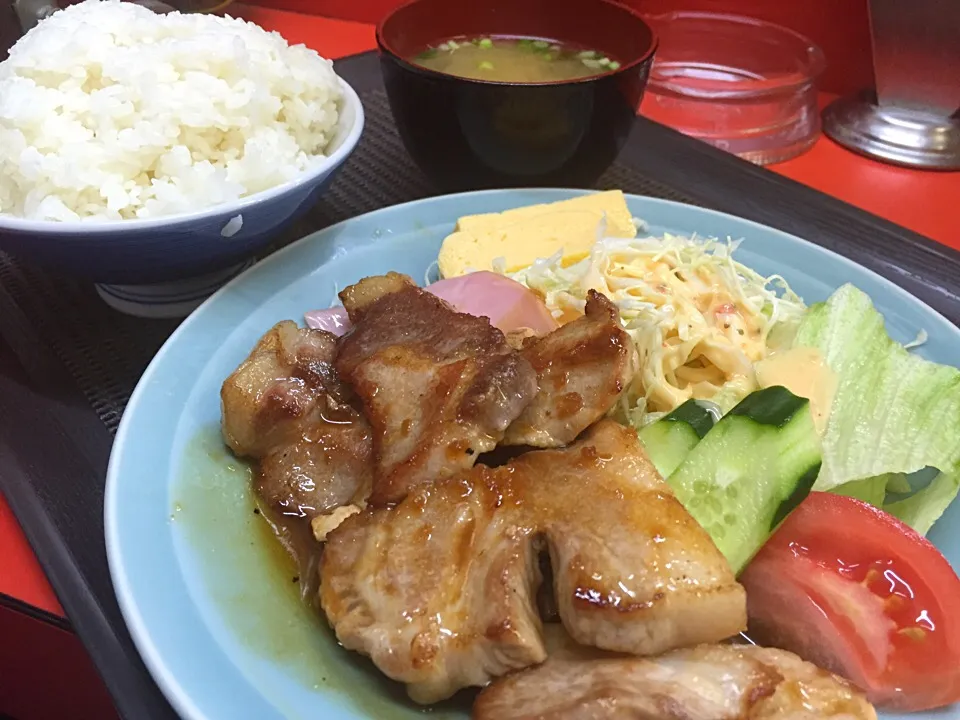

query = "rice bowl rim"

[{"left": 0, "top": 77, "right": 365, "bottom": 234}]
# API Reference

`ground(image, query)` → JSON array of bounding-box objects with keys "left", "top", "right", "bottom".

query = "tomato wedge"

[{"left": 740, "top": 492, "right": 960, "bottom": 712}]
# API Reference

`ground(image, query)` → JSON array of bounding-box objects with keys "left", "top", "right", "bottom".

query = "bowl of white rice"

[{"left": 0, "top": 0, "right": 363, "bottom": 317}]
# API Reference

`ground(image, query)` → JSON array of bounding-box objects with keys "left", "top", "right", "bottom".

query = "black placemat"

[{"left": 0, "top": 51, "right": 957, "bottom": 720}]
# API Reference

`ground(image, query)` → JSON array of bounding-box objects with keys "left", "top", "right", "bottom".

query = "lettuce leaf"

[
  {"left": 833, "top": 477, "right": 887, "bottom": 506},
  {"left": 883, "top": 472, "right": 912, "bottom": 494},
  {"left": 885, "top": 468, "right": 960, "bottom": 535},
  {"left": 792, "top": 284, "right": 960, "bottom": 532}
]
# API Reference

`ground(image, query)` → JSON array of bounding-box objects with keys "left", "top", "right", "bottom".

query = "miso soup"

[{"left": 410, "top": 35, "right": 621, "bottom": 83}]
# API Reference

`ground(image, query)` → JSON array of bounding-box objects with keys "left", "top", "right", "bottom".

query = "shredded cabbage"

[{"left": 506, "top": 228, "right": 807, "bottom": 427}]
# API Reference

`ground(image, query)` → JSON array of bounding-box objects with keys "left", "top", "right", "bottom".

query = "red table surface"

[
  {"left": 1, "top": 6, "right": 958, "bottom": 717},
  {"left": 229, "top": 7, "right": 959, "bottom": 248}
]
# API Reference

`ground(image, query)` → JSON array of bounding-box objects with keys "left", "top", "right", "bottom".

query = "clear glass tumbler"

[{"left": 641, "top": 12, "right": 826, "bottom": 165}]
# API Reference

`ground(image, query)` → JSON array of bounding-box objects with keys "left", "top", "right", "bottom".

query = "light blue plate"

[{"left": 105, "top": 190, "right": 960, "bottom": 720}]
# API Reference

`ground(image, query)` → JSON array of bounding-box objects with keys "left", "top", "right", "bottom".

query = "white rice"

[{"left": 0, "top": 0, "right": 344, "bottom": 222}]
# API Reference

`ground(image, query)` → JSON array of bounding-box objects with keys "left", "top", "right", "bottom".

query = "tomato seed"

[
  {"left": 884, "top": 594, "right": 907, "bottom": 611},
  {"left": 896, "top": 627, "right": 927, "bottom": 642}
]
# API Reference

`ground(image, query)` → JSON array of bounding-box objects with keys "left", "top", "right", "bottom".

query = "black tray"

[{"left": 1, "top": 51, "right": 958, "bottom": 720}]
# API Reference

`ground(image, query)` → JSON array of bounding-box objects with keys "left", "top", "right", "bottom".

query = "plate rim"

[{"left": 104, "top": 189, "right": 960, "bottom": 720}]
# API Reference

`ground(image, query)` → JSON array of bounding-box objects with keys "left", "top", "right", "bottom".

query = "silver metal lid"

[{"left": 823, "top": 92, "right": 960, "bottom": 171}]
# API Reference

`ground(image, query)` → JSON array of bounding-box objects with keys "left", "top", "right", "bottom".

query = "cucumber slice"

[
  {"left": 666, "top": 386, "right": 822, "bottom": 574},
  {"left": 639, "top": 400, "right": 716, "bottom": 478}
]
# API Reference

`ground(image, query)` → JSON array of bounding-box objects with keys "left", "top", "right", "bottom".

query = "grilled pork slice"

[
  {"left": 336, "top": 272, "right": 538, "bottom": 505},
  {"left": 474, "top": 630, "right": 877, "bottom": 720},
  {"left": 221, "top": 320, "right": 372, "bottom": 526},
  {"left": 320, "top": 420, "right": 745, "bottom": 703},
  {"left": 504, "top": 290, "right": 638, "bottom": 448},
  {"left": 256, "top": 419, "right": 372, "bottom": 525},
  {"left": 323, "top": 483, "right": 547, "bottom": 705}
]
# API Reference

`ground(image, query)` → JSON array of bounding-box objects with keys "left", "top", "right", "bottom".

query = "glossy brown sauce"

[
  {"left": 175, "top": 427, "right": 471, "bottom": 718},
  {"left": 254, "top": 495, "right": 323, "bottom": 606}
]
